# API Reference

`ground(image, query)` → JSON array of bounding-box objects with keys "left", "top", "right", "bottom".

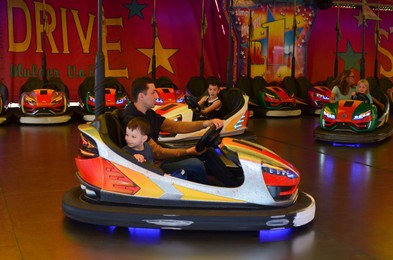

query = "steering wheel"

[
  {"left": 352, "top": 92, "right": 371, "bottom": 104},
  {"left": 185, "top": 95, "right": 201, "bottom": 111},
  {"left": 195, "top": 125, "right": 222, "bottom": 152}
]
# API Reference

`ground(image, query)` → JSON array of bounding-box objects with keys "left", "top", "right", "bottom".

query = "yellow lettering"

[
  {"left": 34, "top": 2, "right": 59, "bottom": 53},
  {"left": 8, "top": 0, "right": 31, "bottom": 52},
  {"left": 378, "top": 29, "right": 393, "bottom": 77},
  {"left": 103, "top": 17, "right": 129, "bottom": 78},
  {"left": 60, "top": 8, "right": 70, "bottom": 54},
  {"left": 71, "top": 10, "right": 94, "bottom": 53}
]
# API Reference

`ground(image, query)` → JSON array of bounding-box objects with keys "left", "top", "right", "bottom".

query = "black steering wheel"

[
  {"left": 352, "top": 92, "right": 371, "bottom": 104},
  {"left": 195, "top": 125, "right": 223, "bottom": 152},
  {"left": 185, "top": 95, "right": 201, "bottom": 111}
]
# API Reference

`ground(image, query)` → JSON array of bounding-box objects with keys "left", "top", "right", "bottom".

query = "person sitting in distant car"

[
  {"left": 197, "top": 77, "right": 222, "bottom": 119},
  {"left": 352, "top": 79, "right": 385, "bottom": 110},
  {"left": 330, "top": 70, "right": 357, "bottom": 102}
]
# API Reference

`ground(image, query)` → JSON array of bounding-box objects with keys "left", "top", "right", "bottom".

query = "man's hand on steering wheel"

[
  {"left": 203, "top": 118, "right": 224, "bottom": 129},
  {"left": 186, "top": 146, "right": 206, "bottom": 155},
  {"left": 195, "top": 125, "right": 223, "bottom": 152}
]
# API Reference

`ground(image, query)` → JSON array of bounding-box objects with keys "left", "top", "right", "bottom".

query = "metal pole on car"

[
  {"left": 291, "top": 0, "right": 297, "bottom": 78},
  {"left": 226, "top": 0, "right": 233, "bottom": 88},
  {"left": 95, "top": 0, "right": 105, "bottom": 118},
  {"left": 247, "top": 9, "right": 252, "bottom": 78},
  {"left": 200, "top": 0, "right": 206, "bottom": 78},
  {"left": 151, "top": 0, "right": 157, "bottom": 80},
  {"left": 360, "top": 0, "right": 366, "bottom": 78},
  {"left": 334, "top": 4, "right": 341, "bottom": 78},
  {"left": 42, "top": 0, "right": 48, "bottom": 84}
]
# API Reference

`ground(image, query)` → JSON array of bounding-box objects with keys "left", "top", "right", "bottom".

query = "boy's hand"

[{"left": 133, "top": 154, "right": 146, "bottom": 163}]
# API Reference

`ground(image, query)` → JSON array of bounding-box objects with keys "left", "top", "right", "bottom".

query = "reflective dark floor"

[{"left": 1, "top": 114, "right": 393, "bottom": 259}]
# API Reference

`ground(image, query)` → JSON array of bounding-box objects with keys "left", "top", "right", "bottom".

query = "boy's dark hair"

[
  {"left": 131, "top": 76, "right": 155, "bottom": 102},
  {"left": 126, "top": 117, "right": 151, "bottom": 136},
  {"left": 206, "top": 76, "right": 221, "bottom": 88}
]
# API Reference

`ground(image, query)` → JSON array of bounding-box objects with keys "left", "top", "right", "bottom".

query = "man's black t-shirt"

[{"left": 121, "top": 103, "right": 165, "bottom": 141}]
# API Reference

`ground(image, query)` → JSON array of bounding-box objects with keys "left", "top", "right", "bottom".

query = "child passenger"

[
  {"left": 353, "top": 79, "right": 385, "bottom": 110},
  {"left": 197, "top": 77, "right": 222, "bottom": 119},
  {"left": 123, "top": 117, "right": 154, "bottom": 164},
  {"left": 123, "top": 117, "right": 187, "bottom": 179}
]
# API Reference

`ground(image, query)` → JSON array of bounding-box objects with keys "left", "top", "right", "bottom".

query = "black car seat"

[
  {"left": 186, "top": 76, "right": 207, "bottom": 98},
  {"left": 251, "top": 76, "right": 267, "bottom": 99},
  {"left": 220, "top": 88, "right": 245, "bottom": 119},
  {"left": 282, "top": 76, "right": 300, "bottom": 97},
  {"left": 367, "top": 76, "right": 383, "bottom": 101},
  {"left": 0, "top": 81, "right": 8, "bottom": 106},
  {"left": 236, "top": 76, "right": 253, "bottom": 99},
  {"left": 104, "top": 109, "right": 126, "bottom": 148},
  {"left": 155, "top": 76, "right": 178, "bottom": 90},
  {"left": 296, "top": 76, "right": 313, "bottom": 100},
  {"left": 326, "top": 76, "right": 335, "bottom": 89},
  {"left": 20, "top": 77, "right": 44, "bottom": 94},
  {"left": 378, "top": 76, "right": 393, "bottom": 95}
]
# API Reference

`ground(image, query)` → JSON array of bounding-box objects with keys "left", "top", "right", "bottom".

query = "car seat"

[
  {"left": 186, "top": 76, "right": 207, "bottom": 98},
  {"left": 0, "top": 81, "right": 9, "bottom": 105},
  {"left": 20, "top": 77, "right": 44, "bottom": 94},
  {"left": 103, "top": 109, "right": 126, "bottom": 148},
  {"left": 236, "top": 76, "right": 253, "bottom": 99},
  {"left": 296, "top": 76, "right": 313, "bottom": 100},
  {"left": 283, "top": 76, "right": 300, "bottom": 98},
  {"left": 220, "top": 88, "right": 245, "bottom": 119},
  {"left": 378, "top": 76, "right": 392, "bottom": 94},
  {"left": 251, "top": 76, "right": 267, "bottom": 99},
  {"left": 155, "top": 76, "right": 178, "bottom": 90}
]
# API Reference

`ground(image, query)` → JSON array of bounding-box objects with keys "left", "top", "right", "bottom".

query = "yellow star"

[
  {"left": 138, "top": 37, "right": 179, "bottom": 74},
  {"left": 354, "top": 11, "right": 368, "bottom": 27}
]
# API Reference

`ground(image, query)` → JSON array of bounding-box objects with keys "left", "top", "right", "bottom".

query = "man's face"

[{"left": 139, "top": 83, "right": 158, "bottom": 109}]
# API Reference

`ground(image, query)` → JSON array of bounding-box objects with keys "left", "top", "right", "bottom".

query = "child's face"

[
  {"left": 357, "top": 82, "right": 369, "bottom": 94},
  {"left": 208, "top": 85, "right": 219, "bottom": 98},
  {"left": 125, "top": 127, "right": 147, "bottom": 150}
]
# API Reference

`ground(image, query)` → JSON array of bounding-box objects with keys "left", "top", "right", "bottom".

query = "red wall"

[{"left": 2, "top": 1, "right": 393, "bottom": 102}]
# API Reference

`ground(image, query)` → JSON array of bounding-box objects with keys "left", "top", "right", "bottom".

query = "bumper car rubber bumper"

[
  {"left": 314, "top": 124, "right": 393, "bottom": 143},
  {"left": 62, "top": 186, "right": 316, "bottom": 231}
]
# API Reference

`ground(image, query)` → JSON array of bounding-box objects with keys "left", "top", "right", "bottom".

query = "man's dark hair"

[
  {"left": 126, "top": 117, "right": 151, "bottom": 136},
  {"left": 131, "top": 76, "right": 155, "bottom": 102}
]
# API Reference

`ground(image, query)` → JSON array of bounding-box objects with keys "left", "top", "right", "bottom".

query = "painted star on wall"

[
  {"left": 338, "top": 41, "right": 362, "bottom": 71},
  {"left": 138, "top": 37, "right": 179, "bottom": 74},
  {"left": 354, "top": 11, "right": 368, "bottom": 27},
  {"left": 123, "top": 0, "right": 147, "bottom": 19}
]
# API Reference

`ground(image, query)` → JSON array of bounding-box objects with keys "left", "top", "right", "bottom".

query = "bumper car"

[
  {"left": 314, "top": 93, "right": 393, "bottom": 143},
  {"left": 236, "top": 76, "right": 301, "bottom": 117},
  {"left": 154, "top": 76, "right": 185, "bottom": 105},
  {"left": 0, "top": 81, "right": 12, "bottom": 124},
  {"left": 155, "top": 88, "right": 185, "bottom": 105},
  {"left": 15, "top": 77, "right": 72, "bottom": 124},
  {"left": 154, "top": 87, "right": 255, "bottom": 147},
  {"left": 283, "top": 77, "right": 331, "bottom": 115},
  {"left": 77, "top": 76, "right": 130, "bottom": 121},
  {"left": 62, "top": 111, "right": 316, "bottom": 230}
]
